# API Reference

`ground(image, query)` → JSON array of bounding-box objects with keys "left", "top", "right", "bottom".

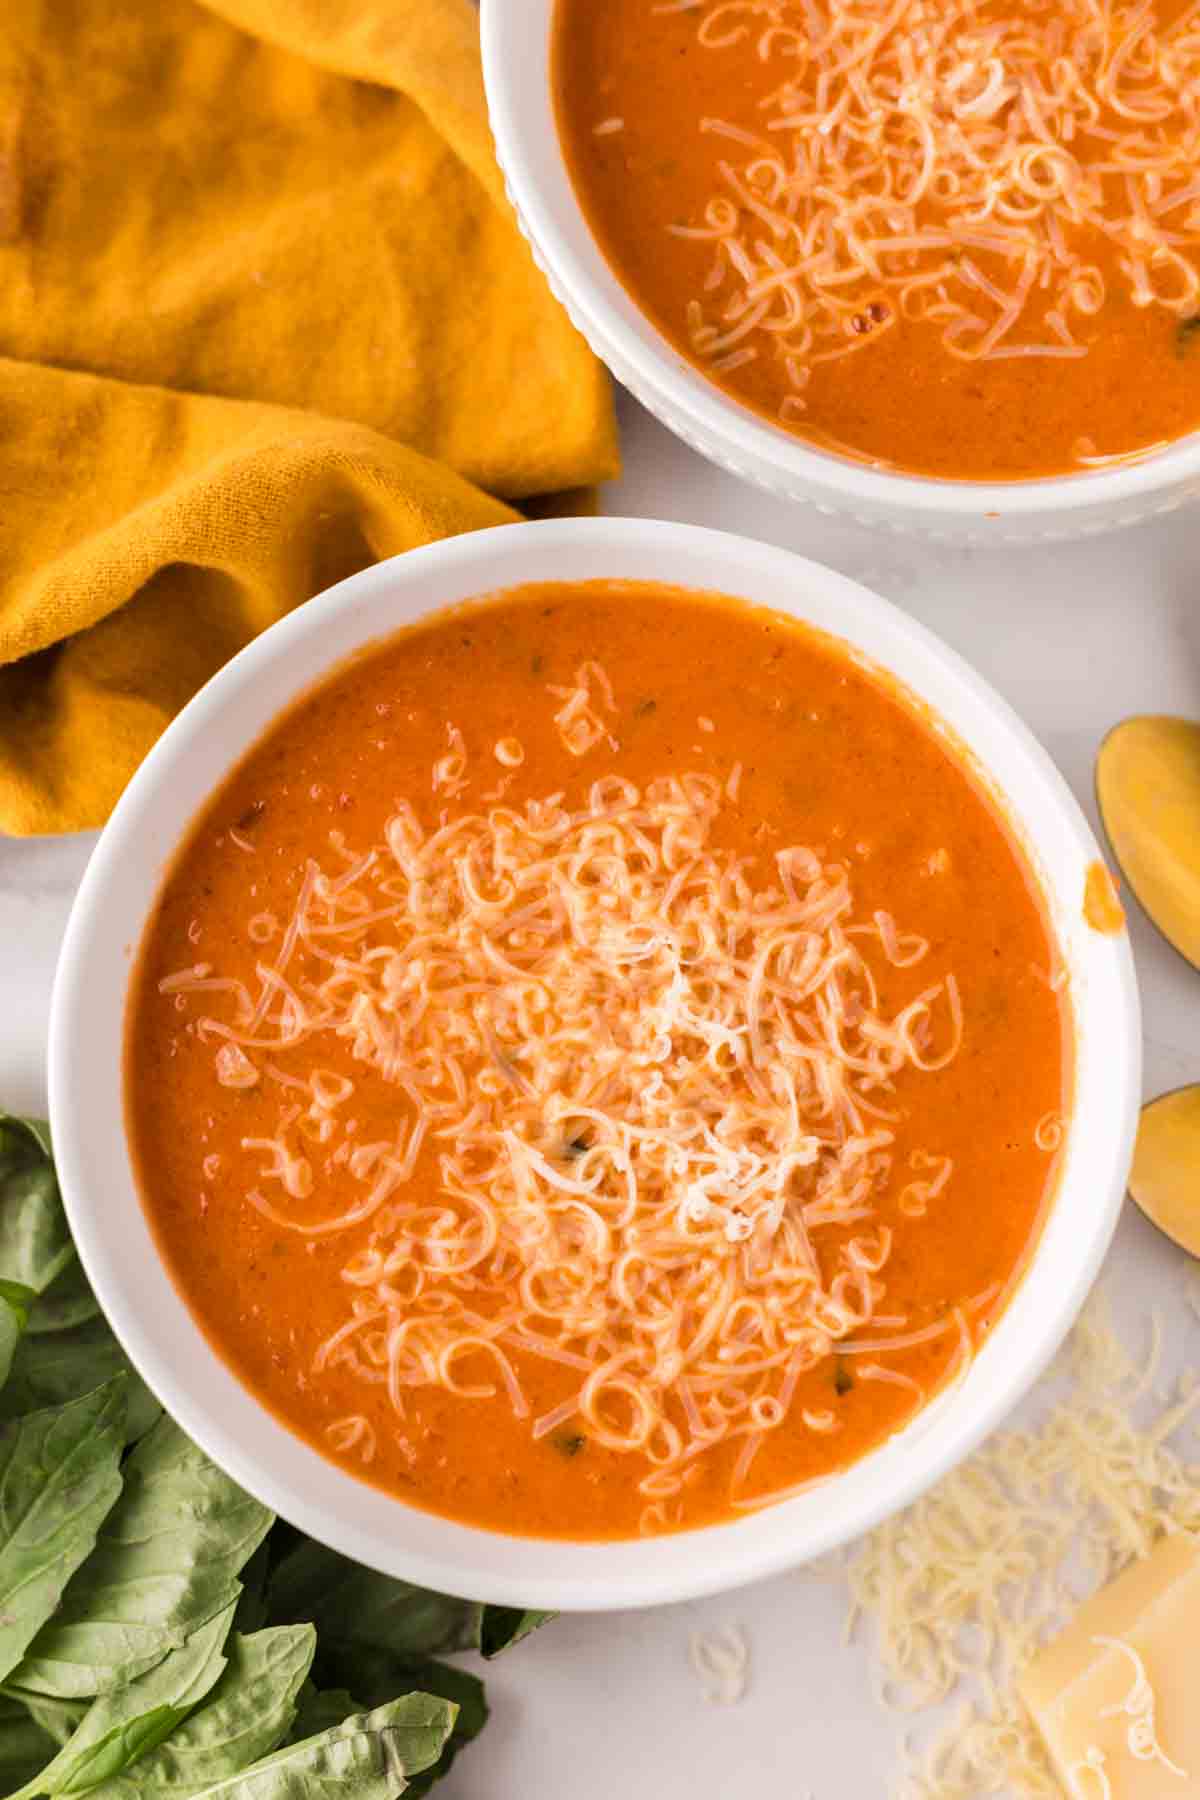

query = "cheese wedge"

[{"left": 1019, "top": 1533, "right": 1200, "bottom": 1796}]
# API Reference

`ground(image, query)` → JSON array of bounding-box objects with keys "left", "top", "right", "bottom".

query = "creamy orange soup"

[
  {"left": 127, "top": 583, "right": 1068, "bottom": 1539},
  {"left": 554, "top": 0, "right": 1200, "bottom": 480}
]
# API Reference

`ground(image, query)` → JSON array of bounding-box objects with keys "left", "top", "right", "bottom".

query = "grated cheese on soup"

[{"left": 164, "top": 740, "right": 968, "bottom": 1525}]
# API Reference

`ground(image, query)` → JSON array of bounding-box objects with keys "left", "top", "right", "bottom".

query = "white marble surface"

[{"left": 2, "top": 391, "right": 1199, "bottom": 1797}]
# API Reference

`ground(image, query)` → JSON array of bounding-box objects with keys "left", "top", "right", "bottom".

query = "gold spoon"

[
  {"left": 1097, "top": 718, "right": 1200, "bottom": 1256},
  {"left": 1096, "top": 715, "right": 1200, "bottom": 971},
  {"left": 1129, "top": 1086, "right": 1200, "bottom": 1260}
]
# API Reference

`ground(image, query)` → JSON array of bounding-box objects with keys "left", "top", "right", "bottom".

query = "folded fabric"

[{"left": 0, "top": 0, "right": 618, "bottom": 835}]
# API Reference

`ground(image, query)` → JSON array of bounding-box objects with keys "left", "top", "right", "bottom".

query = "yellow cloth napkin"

[{"left": 0, "top": 0, "right": 618, "bottom": 836}]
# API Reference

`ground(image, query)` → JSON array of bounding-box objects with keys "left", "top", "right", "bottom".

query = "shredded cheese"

[
  {"left": 1070, "top": 1747, "right": 1114, "bottom": 1800},
  {"left": 164, "top": 704, "right": 967, "bottom": 1519},
  {"left": 432, "top": 723, "right": 469, "bottom": 798},
  {"left": 1035, "top": 1110, "right": 1066, "bottom": 1152},
  {"left": 548, "top": 660, "right": 619, "bottom": 757},
  {"left": 666, "top": 0, "right": 1200, "bottom": 461},
  {"left": 1093, "top": 1634, "right": 1188, "bottom": 1776},
  {"left": 326, "top": 1413, "right": 378, "bottom": 1464},
  {"left": 841, "top": 1296, "right": 1200, "bottom": 1798},
  {"left": 689, "top": 1623, "right": 751, "bottom": 1703}
]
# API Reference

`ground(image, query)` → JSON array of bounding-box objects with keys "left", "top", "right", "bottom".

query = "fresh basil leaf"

[
  {"left": 9, "top": 1118, "right": 53, "bottom": 1160},
  {"left": 0, "top": 1277, "right": 34, "bottom": 1389},
  {"left": 402, "top": 1670, "right": 485, "bottom": 1798},
  {"left": 0, "top": 1117, "right": 73, "bottom": 1297},
  {"left": 9, "top": 1599, "right": 237, "bottom": 1799},
  {"left": 15, "top": 1417, "right": 273, "bottom": 1698},
  {"left": 476, "top": 1606, "right": 555, "bottom": 1659},
  {"left": 308, "top": 1644, "right": 480, "bottom": 1728},
  {"left": 83, "top": 1628, "right": 316, "bottom": 1800},
  {"left": 306, "top": 1643, "right": 486, "bottom": 1797},
  {"left": 9, "top": 1692, "right": 88, "bottom": 1748},
  {"left": 231, "top": 1542, "right": 270, "bottom": 1637},
  {"left": 286, "top": 1685, "right": 362, "bottom": 1745},
  {"left": 260, "top": 1521, "right": 304, "bottom": 1570},
  {"left": 0, "top": 1315, "right": 161, "bottom": 1445},
  {"left": 0, "top": 1296, "right": 21, "bottom": 1391},
  {"left": 0, "top": 1379, "right": 127, "bottom": 1687},
  {"left": 0, "top": 1276, "right": 34, "bottom": 1324},
  {"left": 0, "top": 1122, "right": 107, "bottom": 1334},
  {"left": 266, "top": 1541, "right": 551, "bottom": 1662},
  {"left": 279, "top": 1677, "right": 476, "bottom": 1798},
  {"left": 400, "top": 1661, "right": 485, "bottom": 1747},
  {"left": 265, "top": 1543, "right": 478, "bottom": 1657},
  {"left": 28, "top": 1261, "right": 101, "bottom": 1336},
  {"left": 184, "top": 1694, "right": 456, "bottom": 1800},
  {"left": 306, "top": 1645, "right": 409, "bottom": 1714},
  {"left": 0, "top": 1694, "right": 57, "bottom": 1791},
  {"left": 364, "top": 1659, "right": 484, "bottom": 1799}
]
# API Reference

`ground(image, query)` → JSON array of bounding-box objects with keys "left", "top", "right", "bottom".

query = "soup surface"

[
  {"left": 127, "top": 582, "right": 1068, "bottom": 1539},
  {"left": 553, "top": 0, "right": 1200, "bottom": 480}
]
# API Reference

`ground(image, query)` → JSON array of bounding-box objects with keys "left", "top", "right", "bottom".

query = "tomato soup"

[
  {"left": 553, "top": 0, "right": 1200, "bottom": 480},
  {"left": 126, "top": 583, "right": 1068, "bottom": 1539}
]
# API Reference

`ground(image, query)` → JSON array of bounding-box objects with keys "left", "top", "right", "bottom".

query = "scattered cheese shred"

[
  {"left": 1069, "top": 1747, "right": 1113, "bottom": 1800},
  {"left": 669, "top": 0, "right": 1200, "bottom": 459},
  {"left": 166, "top": 721, "right": 965, "bottom": 1519},
  {"left": 432, "top": 722, "right": 469, "bottom": 798},
  {"left": 1093, "top": 1634, "right": 1188, "bottom": 1777},
  {"left": 325, "top": 1413, "right": 377, "bottom": 1465},
  {"left": 1035, "top": 1110, "right": 1066, "bottom": 1153},
  {"left": 841, "top": 1292, "right": 1200, "bottom": 1797},
  {"left": 548, "top": 660, "right": 619, "bottom": 756},
  {"left": 689, "top": 1623, "right": 751, "bottom": 1704}
]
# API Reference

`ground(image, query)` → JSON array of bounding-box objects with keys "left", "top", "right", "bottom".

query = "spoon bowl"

[
  {"left": 1129, "top": 1085, "right": 1200, "bottom": 1260},
  {"left": 1096, "top": 716, "right": 1200, "bottom": 973}
]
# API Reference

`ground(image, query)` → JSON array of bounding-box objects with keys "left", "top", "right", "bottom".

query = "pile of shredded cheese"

[
  {"left": 166, "top": 675, "right": 967, "bottom": 1525},
  {"left": 661, "top": 0, "right": 1200, "bottom": 456},
  {"left": 840, "top": 1292, "right": 1200, "bottom": 1797}
]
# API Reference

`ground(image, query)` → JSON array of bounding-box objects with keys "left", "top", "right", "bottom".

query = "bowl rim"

[
  {"left": 49, "top": 517, "right": 1141, "bottom": 1609},
  {"left": 479, "top": 0, "right": 1200, "bottom": 521}
]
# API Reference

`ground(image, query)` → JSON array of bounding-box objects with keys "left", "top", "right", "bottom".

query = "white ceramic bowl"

[
  {"left": 481, "top": 0, "right": 1200, "bottom": 543},
  {"left": 51, "top": 519, "right": 1139, "bottom": 1609}
]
